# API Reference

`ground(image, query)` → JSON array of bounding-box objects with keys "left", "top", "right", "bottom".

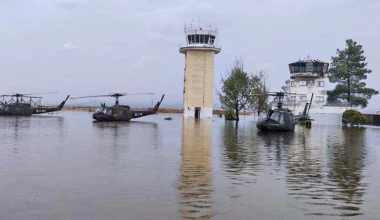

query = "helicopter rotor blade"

[
  {"left": 111, "top": 93, "right": 154, "bottom": 96},
  {"left": 71, "top": 93, "right": 155, "bottom": 100},
  {"left": 21, "top": 96, "right": 43, "bottom": 98},
  {"left": 70, "top": 95, "right": 113, "bottom": 99},
  {"left": 12, "top": 92, "right": 58, "bottom": 96}
]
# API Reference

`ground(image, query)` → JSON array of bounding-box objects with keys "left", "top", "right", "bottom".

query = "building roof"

[{"left": 289, "top": 59, "right": 328, "bottom": 65}]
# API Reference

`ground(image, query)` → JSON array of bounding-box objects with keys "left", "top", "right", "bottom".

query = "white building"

[
  {"left": 286, "top": 58, "right": 350, "bottom": 115},
  {"left": 179, "top": 23, "right": 221, "bottom": 119}
]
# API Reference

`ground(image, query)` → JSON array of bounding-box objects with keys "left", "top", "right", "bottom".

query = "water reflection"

[
  {"left": 178, "top": 119, "right": 213, "bottom": 219},
  {"left": 285, "top": 127, "right": 368, "bottom": 217},
  {"left": 326, "top": 128, "right": 367, "bottom": 216},
  {"left": 258, "top": 131, "right": 294, "bottom": 170},
  {"left": 221, "top": 122, "right": 261, "bottom": 187},
  {"left": 92, "top": 121, "right": 160, "bottom": 148},
  {"left": 285, "top": 128, "right": 327, "bottom": 215}
]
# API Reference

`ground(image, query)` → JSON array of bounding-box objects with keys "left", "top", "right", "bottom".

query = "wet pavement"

[{"left": 0, "top": 112, "right": 379, "bottom": 219}]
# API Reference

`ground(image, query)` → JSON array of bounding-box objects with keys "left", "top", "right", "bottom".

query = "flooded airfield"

[{"left": 1, "top": 112, "right": 379, "bottom": 220}]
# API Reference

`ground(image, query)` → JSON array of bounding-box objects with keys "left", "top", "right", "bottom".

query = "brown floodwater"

[{"left": 0, "top": 112, "right": 379, "bottom": 220}]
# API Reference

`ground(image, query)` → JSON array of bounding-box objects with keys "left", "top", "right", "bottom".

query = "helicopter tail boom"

[
  {"left": 153, "top": 94, "right": 165, "bottom": 112},
  {"left": 32, "top": 95, "right": 70, "bottom": 114},
  {"left": 57, "top": 95, "right": 70, "bottom": 110}
]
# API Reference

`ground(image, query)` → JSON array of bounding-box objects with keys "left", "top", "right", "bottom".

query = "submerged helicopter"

[
  {"left": 256, "top": 92, "right": 313, "bottom": 132},
  {"left": 71, "top": 93, "right": 165, "bottom": 122},
  {"left": 0, "top": 93, "right": 70, "bottom": 116}
]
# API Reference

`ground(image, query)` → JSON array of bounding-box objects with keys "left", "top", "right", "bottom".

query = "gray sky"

[{"left": 1, "top": 0, "right": 379, "bottom": 112}]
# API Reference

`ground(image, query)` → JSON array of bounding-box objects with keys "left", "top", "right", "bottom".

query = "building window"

[
  {"left": 316, "top": 81, "right": 325, "bottom": 87},
  {"left": 291, "top": 81, "right": 296, "bottom": 87},
  {"left": 316, "top": 96, "right": 325, "bottom": 103},
  {"left": 290, "top": 96, "right": 296, "bottom": 101},
  {"left": 306, "top": 62, "right": 313, "bottom": 72},
  {"left": 300, "top": 64, "right": 306, "bottom": 72},
  {"left": 299, "top": 81, "right": 307, "bottom": 86},
  {"left": 300, "top": 96, "right": 307, "bottom": 102}
]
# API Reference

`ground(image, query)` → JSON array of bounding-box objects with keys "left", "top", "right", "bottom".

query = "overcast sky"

[{"left": 1, "top": 0, "right": 379, "bottom": 112}]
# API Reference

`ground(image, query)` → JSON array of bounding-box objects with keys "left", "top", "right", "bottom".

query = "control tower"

[
  {"left": 179, "top": 23, "right": 221, "bottom": 119},
  {"left": 288, "top": 57, "right": 329, "bottom": 106}
]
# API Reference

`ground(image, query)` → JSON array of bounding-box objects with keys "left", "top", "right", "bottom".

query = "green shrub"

[
  {"left": 342, "top": 109, "right": 367, "bottom": 126},
  {"left": 225, "top": 109, "right": 236, "bottom": 121}
]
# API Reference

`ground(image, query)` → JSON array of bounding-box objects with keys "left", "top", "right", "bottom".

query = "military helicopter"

[
  {"left": 70, "top": 93, "right": 165, "bottom": 122},
  {"left": 255, "top": 92, "right": 313, "bottom": 132},
  {"left": 0, "top": 93, "right": 70, "bottom": 116}
]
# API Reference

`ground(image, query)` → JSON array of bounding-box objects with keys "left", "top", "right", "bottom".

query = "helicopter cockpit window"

[
  {"left": 270, "top": 112, "right": 285, "bottom": 124},
  {"left": 95, "top": 107, "right": 103, "bottom": 113},
  {"left": 279, "top": 114, "right": 285, "bottom": 124},
  {"left": 104, "top": 108, "right": 112, "bottom": 115},
  {"left": 270, "top": 112, "right": 280, "bottom": 122}
]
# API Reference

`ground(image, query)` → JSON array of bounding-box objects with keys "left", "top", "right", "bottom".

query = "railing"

[
  {"left": 179, "top": 44, "right": 222, "bottom": 49},
  {"left": 325, "top": 101, "right": 351, "bottom": 107}
]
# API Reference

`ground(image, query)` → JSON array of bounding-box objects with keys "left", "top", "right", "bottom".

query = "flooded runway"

[{"left": 1, "top": 112, "right": 379, "bottom": 219}]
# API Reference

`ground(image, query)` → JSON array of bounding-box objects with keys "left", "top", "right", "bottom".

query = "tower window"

[
  {"left": 313, "top": 63, "right": 319, "bottom": 72},
  {"left": 300, "top": 63, "right": 306, "bottom": 72},
  {"left": 290, "top": 96, "right": 296, "bottom": 101},
  {"left": 318, "top": 64, "right": 323, "bottom": 72},
  {"left": 306, "top": 62, "right": 313, "bottom": 72},
  {"left": 316, "top": 96, "right": 325, "bottom": 103},
  {"left": 291, "top": 81, "right": 296, "bottom": 87},
  {"left": 200, "top": 35, "right": 204, "bottom": 44},
  {"left": 210, "top": 35, "right": 215, "bottom": 45},
  {"left": 289, "top": 65, "right": 295, "bottom": 72},
  {"left": 300, "top": 96, "right": 307, "bottom": 102},
  {"left": 316, "top": 81, "right": 325, "bottom": 87},
  {"left": 205, "top": 35, "right": 210, "bottom": 44},
  {"left": 299, "top": 81, "right": 307, "bottom": 86},
  {"left": 195, "top": 34, "right": 200, "bottom": 43}
]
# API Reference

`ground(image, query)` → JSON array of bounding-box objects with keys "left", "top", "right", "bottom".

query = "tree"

[
  {"left": 281, "top": 79, "right": 291, "bottom": 94},
  {"left": 217, "top": 58, "right": 257, "bottom": 121},
  {"left": 280, "top": 79, "right": 291, "bottom": 102},
  {"left": 342, "top": 109, "right": 367, "bottom": 126},
  {"left": 328, "top": 39, "right": 378, "bottom": 108},
  {"left": 249, "top": 71, "right": 270, "bottom": 116}
]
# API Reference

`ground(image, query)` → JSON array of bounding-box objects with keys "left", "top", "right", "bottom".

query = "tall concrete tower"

[{"left": 180, "top": 23, "right": 221, "bottom": 119}]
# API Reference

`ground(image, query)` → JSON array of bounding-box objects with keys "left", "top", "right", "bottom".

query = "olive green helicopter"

[
  {"left": 254, "top": 92, "right": 313, "bottom": 132},
  {"left": 71, "top": 93, "right": 164, "bottom": 122},
  {"left": 0, "top": 93, "right": 69, "bottom": 116}
]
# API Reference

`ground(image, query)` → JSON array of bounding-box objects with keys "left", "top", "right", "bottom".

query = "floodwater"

[{"left": 0, "top": 112, "right": 379, "bottom": 220}]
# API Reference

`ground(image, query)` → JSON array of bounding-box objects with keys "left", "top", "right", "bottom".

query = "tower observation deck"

[{"left": 180, "top": 23, "right": 221, "bottom": 118}]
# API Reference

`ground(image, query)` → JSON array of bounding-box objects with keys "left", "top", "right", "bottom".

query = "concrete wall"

[{"left": 183, "top": 50, "right": 215, "bottom": 118}]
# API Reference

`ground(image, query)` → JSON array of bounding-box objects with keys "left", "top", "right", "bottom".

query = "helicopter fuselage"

[
  {"left": 92, "top": 105, "right": 158, "bottom": 121},
  {"left": 256, "top": 110, "right": 296, "bottom": 132},
  {"left": 0, "top": 103, "right": 33, "bottom": 116}
]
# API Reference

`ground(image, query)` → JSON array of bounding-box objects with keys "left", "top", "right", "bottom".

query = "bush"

[
  {"left": 342, "top": 109, "right": 367, "bottom": 126},
  {"left": 225, "top": 109, "right": 236, "bottom": 121}
]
